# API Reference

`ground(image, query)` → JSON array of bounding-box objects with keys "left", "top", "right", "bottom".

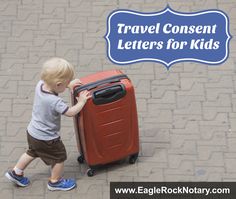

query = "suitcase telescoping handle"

[
  {"left": 93, "top": 84, "right": 126, "bottom": 105},
  {"left": 73, "top": 74, "right": 129, "bottom": 96}
]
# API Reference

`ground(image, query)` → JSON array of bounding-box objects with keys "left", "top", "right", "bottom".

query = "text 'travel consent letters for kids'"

[{"left": 105, "top": 7, "right": 232, "bottom": 69}]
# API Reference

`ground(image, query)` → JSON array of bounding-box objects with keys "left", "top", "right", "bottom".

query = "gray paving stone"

[{"left": 0, "top": 0, "right": 236, "bottom": 198}]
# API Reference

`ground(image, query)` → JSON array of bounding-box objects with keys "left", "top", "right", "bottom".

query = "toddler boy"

[{"left": 5, "top": 57, "right": 90, "bottom": 191}]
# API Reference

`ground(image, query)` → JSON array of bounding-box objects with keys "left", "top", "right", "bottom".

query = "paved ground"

[{"left": 0, "top": 0, "right": 236, "bottom": 198}]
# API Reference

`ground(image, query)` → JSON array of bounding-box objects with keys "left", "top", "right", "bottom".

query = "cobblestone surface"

[{"left": 0, "top": 0, "right": 236, "bottom": 198}]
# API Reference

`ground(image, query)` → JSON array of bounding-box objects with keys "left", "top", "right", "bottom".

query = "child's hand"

[
  {"left": 67, "top": 79, "right": 82, "bottom": 90},
  {"left": 65, "top": 90, "right": 92, "bottom": 117},
  {"left": 76, "top": 90, "right": 92, "bottom": 103}
]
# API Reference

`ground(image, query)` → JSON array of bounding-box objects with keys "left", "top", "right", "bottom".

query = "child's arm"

[{"left": 64, "top": 90, "right": 91, "bottom": 117}]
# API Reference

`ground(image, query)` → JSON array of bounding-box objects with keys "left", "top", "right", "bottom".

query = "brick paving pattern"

[{"left": 0, "top": 0, "right": 236, "bottom": 198}]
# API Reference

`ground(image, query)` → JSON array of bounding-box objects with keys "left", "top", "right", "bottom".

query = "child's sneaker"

[
  {"left": 47, "top": 178, "right": 76, "bottom": 191},
  {"left": 5, "top": 170, "right": 30, "bottom": 187}
]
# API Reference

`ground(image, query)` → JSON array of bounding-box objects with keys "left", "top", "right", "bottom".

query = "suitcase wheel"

[
  {"left": 87, "top": 168, "right": 95, "bottom": 177},
  {"left": 129, "top": 153, "right": 138, "bottom": 164},
  {"left": 77, "top": 155, "right": 84, "bottom": 164}
]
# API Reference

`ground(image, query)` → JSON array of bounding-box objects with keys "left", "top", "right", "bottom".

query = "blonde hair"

[{"left": 41, "top": 57, "right": 74, "bottom": 86}]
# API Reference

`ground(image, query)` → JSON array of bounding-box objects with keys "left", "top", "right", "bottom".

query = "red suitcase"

[{"left": 72, "top": 70, "right": 139, "bottom": 176}]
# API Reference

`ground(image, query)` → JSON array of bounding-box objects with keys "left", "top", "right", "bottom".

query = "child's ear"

[{"left": 56, "top": 82, "right": 62, "bottom": 87}]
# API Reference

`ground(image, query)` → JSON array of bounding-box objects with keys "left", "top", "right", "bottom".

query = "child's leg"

[
  {"left": 50, "top": 162, "right": 64, "bottom": 182},
  {"left": 14, "top": 152, "right": 35, "bottom": 175}
]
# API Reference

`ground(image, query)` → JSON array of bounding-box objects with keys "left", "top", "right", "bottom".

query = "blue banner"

[{"left": 105, "top": 7, "right": 232, "bottom": 69}]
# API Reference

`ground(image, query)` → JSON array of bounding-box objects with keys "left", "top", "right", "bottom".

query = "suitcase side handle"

[
  {"left": 73, "top": 74, "right": 128, "bottom": 96},
  {"left": 93, "top": 84, "right": 126, "bottom": 105}
]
